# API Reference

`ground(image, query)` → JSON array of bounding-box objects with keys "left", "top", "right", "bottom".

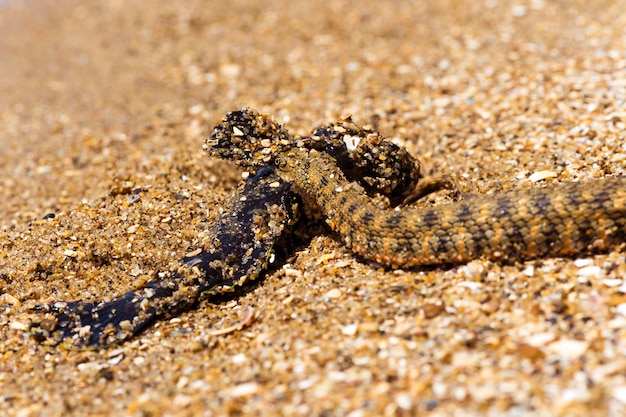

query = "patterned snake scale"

[
  {"left": 33, "top": 109, "right": 423, "bottom": 347},
  {"left": 207, "top": 109, "right": 626, "bottom": 269}
]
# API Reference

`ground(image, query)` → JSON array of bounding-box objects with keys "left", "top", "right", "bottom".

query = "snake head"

[{"left": 204, "top": 108, "right": 297, "bottom": 167}]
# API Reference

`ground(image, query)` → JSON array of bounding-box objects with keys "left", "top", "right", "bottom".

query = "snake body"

[
  {"left": 278, "top": 149, "right": 626, "bottom": 267},
  {"left": 207, "top": 109, "right": 626, "bottom": 268},
  {"left": 34, "top": 107, "right": 626, "bottom": 347},
  {"left": 35, "top": 168, "right": 300, "bottom": 347},
  {"left": 34, "top": 109, "right": 423, "bottom": 347}
]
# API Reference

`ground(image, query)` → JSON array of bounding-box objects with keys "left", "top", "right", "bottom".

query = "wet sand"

[{"left": 2, "top": 0, "right": 626, "bottom": 415}]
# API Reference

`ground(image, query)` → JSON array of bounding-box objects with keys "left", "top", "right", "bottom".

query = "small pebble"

[
  {"left": 614, "top": 303, "right": 626, "bottom": 316},
  {"left": 341, "top": 323, "right": 359, "bottom": 336},
  {"left": 612, "top": 386, "right": 626, "bottom": 405},
  {"left": 526, "top": 332, "right": 557, "bottom": 346},
  {"left": 577, "top": 265, "right": 603, "bottom": 278},
  {"left": 602, "top": 278, "right": 623, "bottom": 287},
  {"left": 422, "top": 303, "right": 445, "bottom": 319},
  {"left": 528, "top": 170, "right": 557, "bottom": 182},
  {"left": 229, "top": 383, "right": 259, "bottom": 397},
  {"left": 325, "top": 288, "right": 342, "bottom": 299},
  {"left": 547, "top": 339, "right": 588, "bottom": 359}
]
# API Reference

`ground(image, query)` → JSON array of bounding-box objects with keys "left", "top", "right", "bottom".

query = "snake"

[
  {"left": 32, "top": 109, "right": 428, "bottom": 348},
  {"left": 34, "top": 107, "right": 626, "bottom": 347},
  {"left": 207, "top": 109, "right": 626, "bottom": 268}
]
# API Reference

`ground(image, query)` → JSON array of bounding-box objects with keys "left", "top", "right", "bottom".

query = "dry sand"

[{"left": 1, "top": 0, "right": 626, "bottom": 415}]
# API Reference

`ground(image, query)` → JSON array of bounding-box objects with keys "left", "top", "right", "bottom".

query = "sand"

[{"left": 1, "top": 0, "right": 626, "bottom": 415}]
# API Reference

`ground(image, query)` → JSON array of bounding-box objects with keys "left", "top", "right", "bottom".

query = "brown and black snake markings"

[
  {"left": 33, "top": 109, "right": 426, "bottom": 348},
  {"left": 277, "top": 154, "right": 626, "bottom": 267},
  {"left": 33, "top": 108, "right": 626, "bottom": 347},
  {"left": 208, "top": 109, "right": 626, "bottom": 268}
]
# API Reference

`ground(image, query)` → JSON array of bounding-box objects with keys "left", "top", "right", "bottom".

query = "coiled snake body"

[{"left": 207, "top": 109, "right": 626, "bottom": 268}]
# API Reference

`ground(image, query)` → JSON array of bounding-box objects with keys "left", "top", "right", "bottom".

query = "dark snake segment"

[
  {"left": 33, "top": 168, "right": 300, "bottom": 347},
  {"left": 207, "top": 109, "right": 626, "bottom": 268}
]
